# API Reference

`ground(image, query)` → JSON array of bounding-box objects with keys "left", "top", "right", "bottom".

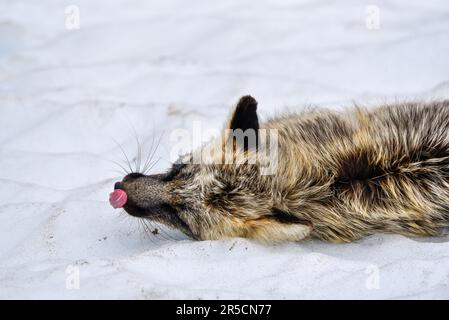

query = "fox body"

[{"left": 113, "top": 96, "right": 449, "bottom": 243}]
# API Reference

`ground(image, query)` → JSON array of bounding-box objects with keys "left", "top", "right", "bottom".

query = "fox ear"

[
  {"left": 225, "top": 95, "right": 259, "bottom": 151},
  {"left": 226, "top": 95, "right": 259, "bottom": 132}
]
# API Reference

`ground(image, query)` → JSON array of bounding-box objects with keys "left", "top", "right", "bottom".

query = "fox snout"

[
  {"left": 110, "top": 170, "right": 197, "bottom": 239},
  {"left": 111, "top": 173, "right": 171, "bottom": 216}
]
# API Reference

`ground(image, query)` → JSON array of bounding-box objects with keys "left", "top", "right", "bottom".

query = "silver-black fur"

[{"left": 114, "top": 96, "right": 449, "bottom": 243}]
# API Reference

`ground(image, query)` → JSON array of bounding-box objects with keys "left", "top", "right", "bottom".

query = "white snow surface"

[{"left": 1, "top": 0, "right": 449, "bottom": 299}]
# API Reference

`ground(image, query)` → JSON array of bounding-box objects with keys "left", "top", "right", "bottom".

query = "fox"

[{"left": 110, "top": 95, "right": 449, "bottom": 243}]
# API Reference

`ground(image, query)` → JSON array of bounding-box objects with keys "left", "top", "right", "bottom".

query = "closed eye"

[{"left": 162, "top": 163, "right": 187, "bottom": 181}]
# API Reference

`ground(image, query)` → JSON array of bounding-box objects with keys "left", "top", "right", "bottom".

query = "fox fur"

[{"left": 116, "top": 96, "right": 449, "bottom": 243}]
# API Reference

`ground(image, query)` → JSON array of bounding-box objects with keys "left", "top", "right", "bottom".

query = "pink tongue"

[{"left": 109, "top": 189, "right": 127, "bottom": 209}]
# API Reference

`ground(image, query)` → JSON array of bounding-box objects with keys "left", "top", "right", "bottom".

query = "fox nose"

[{"left": 114, "top": 182, "right": 123, "bottom": 190}]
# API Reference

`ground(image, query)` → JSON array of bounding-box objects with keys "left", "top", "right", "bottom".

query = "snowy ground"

[{"left": 1, "top": 0, "right": 449, "bottom": 299}]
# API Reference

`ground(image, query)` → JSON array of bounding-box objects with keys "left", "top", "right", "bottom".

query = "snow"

[{"left": 1, "top": 0, "right": 449, "bottom": 299}]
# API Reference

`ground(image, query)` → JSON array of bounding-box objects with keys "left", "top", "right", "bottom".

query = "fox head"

[{"left": 112, "top": 96, "right": 312, "bottom": 242}]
